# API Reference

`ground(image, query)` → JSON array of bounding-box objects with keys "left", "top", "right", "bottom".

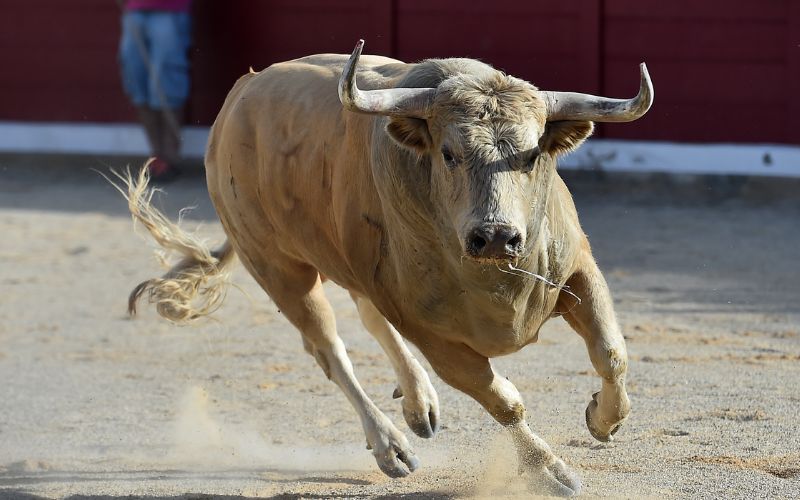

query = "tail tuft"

[{"left": 112, "top": 163, "right": 235, "bottom": 323}]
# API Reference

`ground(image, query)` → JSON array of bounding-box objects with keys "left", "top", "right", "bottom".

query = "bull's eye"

[
  {"left": 441, "top": 148, "right": 457, "bottom": 169},
  {"left": 523, "top": 147, "right": 541, "bottom": 172}
]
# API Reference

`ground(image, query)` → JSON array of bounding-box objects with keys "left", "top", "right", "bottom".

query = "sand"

[{"left": 0, "top": 160, "right": 798, "bottom": 499}]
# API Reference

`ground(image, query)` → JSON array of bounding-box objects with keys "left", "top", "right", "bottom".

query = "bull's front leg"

[
  {"left": 351, "top": 294, "right": 440, "bottom": 438},
  {"left": 252, "top": 260, "right": 419, "bottom": 478},
  {"left": 411, "top": 335, "right": 581, "bottom": 497},
  {"left": 561, "top": 261, "right": 631, "bottom": 442}
]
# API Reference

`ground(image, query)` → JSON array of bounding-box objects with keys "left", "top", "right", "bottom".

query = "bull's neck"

[
  {"left": 369, "top": 142, "right": 574, "bottom": 350},
  {"left": 369, "top": 140, "right": 448, "bottom": 288}
]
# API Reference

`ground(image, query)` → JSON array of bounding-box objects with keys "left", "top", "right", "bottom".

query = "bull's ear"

[
  {"left": 386, "top": 117, "right": 432, "bottom": 152},
  {"left": 539, "top": 120, "right": 594, "bottom": 157}
]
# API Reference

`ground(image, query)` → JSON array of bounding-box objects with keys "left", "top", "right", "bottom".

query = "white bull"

[{"left": 124, "top": 40, "right": 653, "bottom": 496}]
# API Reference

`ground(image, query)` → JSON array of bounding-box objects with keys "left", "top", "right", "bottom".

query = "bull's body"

[
  {"left": 127, "top": 42, "right": 652, "bottom": 496},
  {"left": 208, "top": 53, "right": 580, "bottom": 358}
]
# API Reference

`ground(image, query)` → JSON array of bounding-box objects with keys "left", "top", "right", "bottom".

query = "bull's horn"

[
  {"left": 338, "top": 39, "right": 436, "bottom": 119},
  {"left": 542, "top": 63, "right": 653, "bottom": 122}
]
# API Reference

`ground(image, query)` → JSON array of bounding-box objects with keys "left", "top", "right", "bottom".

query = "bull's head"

[{"left": 339, "top": 40, "right": 652, "bottom": 263}]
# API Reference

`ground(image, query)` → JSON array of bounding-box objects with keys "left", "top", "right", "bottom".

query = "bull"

[{"left": 124, "top": 40, "right": 653, "bottom": 496}]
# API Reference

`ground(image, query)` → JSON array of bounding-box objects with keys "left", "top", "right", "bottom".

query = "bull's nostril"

[
  {"left": 470, "top": 235, "right": 487, "bottom": 251},
  {"left": 508, "top": 234, "right": 522, "bottom": 249}
]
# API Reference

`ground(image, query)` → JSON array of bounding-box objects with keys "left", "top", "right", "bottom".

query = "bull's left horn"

[
  {"left": 543, "top": 63, "right": 654, "bottom": 123},
  {"left": 338, "top": 39, "right": 436, "bottom": 119}
]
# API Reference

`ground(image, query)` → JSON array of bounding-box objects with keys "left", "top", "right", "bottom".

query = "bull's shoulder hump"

[
  {"left": 278, "top": 53, "right": 403, "bottom": 70},
  {"left": 263, "top": 54, "right": 412, "bottom": 92}
]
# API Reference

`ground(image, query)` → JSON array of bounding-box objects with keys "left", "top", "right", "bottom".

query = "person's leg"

[
  {"left": 119, "top": 12, "right": 162, "bottom": 158},
  {"left": 136, "top": 107, "right": 163, "bottom": 159},
  {"left": 119, "top": 11, "right": 151, "bottom": 108},
  {"left": 145, "top": 12, "right": 191, "bottom": 169}
]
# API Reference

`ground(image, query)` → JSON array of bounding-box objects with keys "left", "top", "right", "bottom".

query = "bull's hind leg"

[
  {"left": 252, "top": 258, "right": 419, "bottom": 477},
  {"left": 351, "top": 294, "right": 440, "bottom": 438},
  {"left": 561, "top": 261, "right": 631, "bottom": 442},
  {"left": 411, "top": 335, "right": 581, "bottom": 497}
]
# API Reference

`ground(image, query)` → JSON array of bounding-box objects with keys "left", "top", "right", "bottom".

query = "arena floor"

[{"left": 1, "top": 160, "right": 798, "bottom": 498}]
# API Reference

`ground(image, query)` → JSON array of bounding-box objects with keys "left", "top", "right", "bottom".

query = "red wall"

[
  {"left": 1, "top": 0, "right": 799, "bottom": 143},
  {"left": 603, "top": 0, "right": 800, "bottom": 143},
  {"left": 1, "top": 0, "right": 129, "bottom": 122}
]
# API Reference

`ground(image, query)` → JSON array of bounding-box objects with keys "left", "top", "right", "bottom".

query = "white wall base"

[
  {"left": 561, "top": 139, "right": 799, "bottom": 178},
  {"left": 0, "top": 121, "right": 209, "bottom": 159},
  {"left": 0, "top": 121, "right": 798, "bottom": 178}
]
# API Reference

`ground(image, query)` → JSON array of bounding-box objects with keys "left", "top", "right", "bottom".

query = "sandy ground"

[{"left": 0, "top": 160, "right": 798, "bottom": 499}]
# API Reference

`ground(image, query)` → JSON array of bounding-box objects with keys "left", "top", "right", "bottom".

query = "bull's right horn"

[
  {"left": 542, "top": 63, "right": 654, "bottom": 123},
  {"left": 338, "top": 39, "right": 436, "bottom": 119}
]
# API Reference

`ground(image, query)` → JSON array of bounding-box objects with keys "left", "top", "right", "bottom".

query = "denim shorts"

[{"left": 118, "top": 11, "right": 191, "bottom": 110}]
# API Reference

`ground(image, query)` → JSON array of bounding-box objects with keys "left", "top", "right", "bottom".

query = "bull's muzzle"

[{"left": 465, "top": 223, "right": 524, "bottom": 261}]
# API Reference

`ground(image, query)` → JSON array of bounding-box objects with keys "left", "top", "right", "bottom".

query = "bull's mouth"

[{"left": 461, "top": 252, "right": 520, "bottom": 265}]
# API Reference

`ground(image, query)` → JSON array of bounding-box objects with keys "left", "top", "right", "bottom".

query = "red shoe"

[{"left": 147, "top": 157, "right": 181, "bottom": 183}]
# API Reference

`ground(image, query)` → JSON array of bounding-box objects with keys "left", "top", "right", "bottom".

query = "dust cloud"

[{"left": 166, "top": 385, "right": 376, "bottom": 471}]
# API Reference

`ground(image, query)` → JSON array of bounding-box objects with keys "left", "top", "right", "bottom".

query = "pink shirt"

[{"left": 126, "top": 0, "right": 191, "bottom": 12}]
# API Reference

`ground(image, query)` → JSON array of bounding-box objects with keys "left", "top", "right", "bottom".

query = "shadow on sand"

[{"left": 0, "top": 467, "right": 455, "bottom": 500}]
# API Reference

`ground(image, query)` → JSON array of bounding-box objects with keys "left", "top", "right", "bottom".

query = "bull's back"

[{"left": 205, "top": 54, "right": 404, "bottom": 294}]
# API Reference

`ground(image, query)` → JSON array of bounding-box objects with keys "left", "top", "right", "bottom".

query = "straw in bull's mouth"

[{"left": 496, "top": 262, "right": 582, "bottom": 314}]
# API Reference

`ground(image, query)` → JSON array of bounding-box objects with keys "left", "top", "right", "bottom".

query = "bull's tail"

[{"left": 115, "top": 164, "right": 236, "bottom": 323}]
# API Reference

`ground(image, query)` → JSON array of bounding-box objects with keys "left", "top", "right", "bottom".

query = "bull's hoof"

[
  {"left": 396, "top": 373, "right": 440, "bottom": 439},
  {"left": 374, "top": 444, "right": 419, "bottom": 478},
  {"left": 367, "top": 413, "right": 420, "bottom": 478},
  {"left": 403, "top": 402, "right": 439, "bottom": 439},
  {"left": 585, "top": 392, "right": 624, "bottom": 442},
  {"left": 525, "top": 459, "right": 581, "bottom": 497}
]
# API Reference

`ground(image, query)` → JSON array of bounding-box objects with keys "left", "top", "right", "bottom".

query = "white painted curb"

[
  {"left": 0, "top": 121, "right": 798, "bottom": 178},
  {"left": 561, "top": 139, "right": 799, "bottom": 178},
  {"left": 0, "top": 121, "right": 209, "bottom": 159}
]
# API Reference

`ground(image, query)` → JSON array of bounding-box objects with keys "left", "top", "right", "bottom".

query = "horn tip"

[
  {"left": 340, "top": 40, "right": 365, "bottom": 111},
  {"left": 638, "top": 62, "right": 652, "bottom": 82},
  {"left": 347, "top": 39, "right": 364, "bottom": 61},
  {"left": 638, "top": 62, "right": 654, "bottom": 112}
]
